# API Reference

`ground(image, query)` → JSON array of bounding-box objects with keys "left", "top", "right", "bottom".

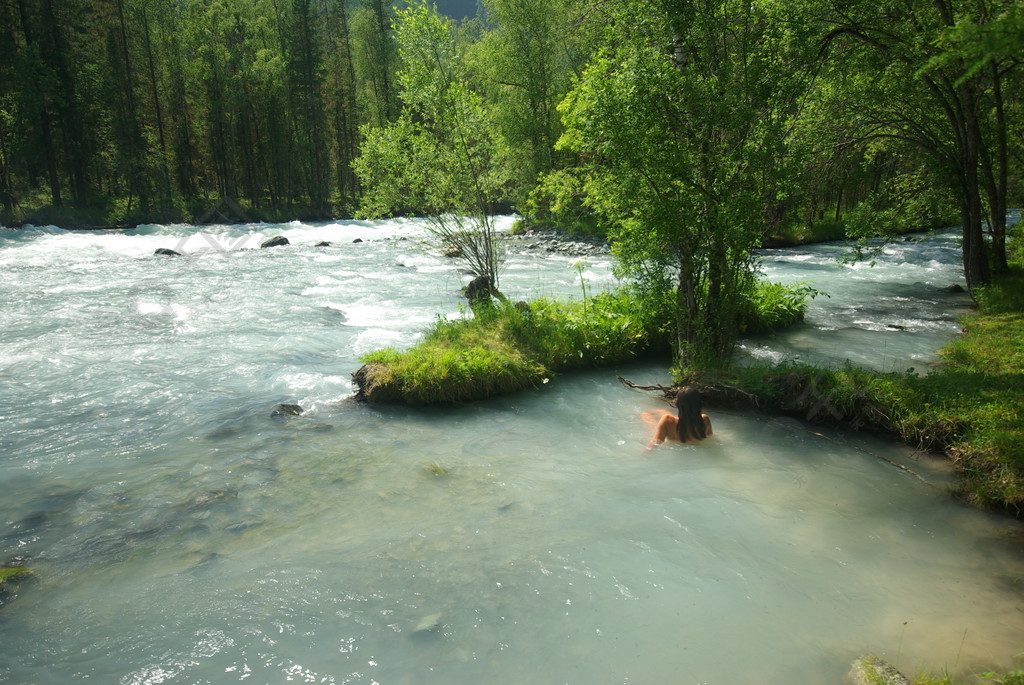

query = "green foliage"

[
  {"left": 981, "top": 670, "right": 1024, "bottom": 685},
  {"left": 740, "top": 282, "right": 821, "bottom": 334},
  {"left": 719, "top": 256, "right": 1024, "bottom": 513},
  {"left": 354, "top": 0, "right": 510, "bottom": 285},
  {"left": 557, "top": 0, "right": 812, "bottom": 369},
  {"left": 469, "top": 0, "right": 580, "bottom": 206},
  {"left": 357, "top": 279, "right": 805, "bottom": 404},
  {"left": 797, "top": 0, "right": 1020, "bottom": 287},
  {"left": 927, "top": 2, "right": 1024, "bottom": 79},
  {"left": 912, "top": 665, "right": 1024, "bottom": 685},
  {"left": 518, "top": 168, "right": 602, "bottom": 236}
]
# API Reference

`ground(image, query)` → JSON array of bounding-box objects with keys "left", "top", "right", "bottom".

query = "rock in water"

[
  {"left": 271, "top": 403, "right": 303, "bottom": 417},
  {"left": 413, "top": 613, "right": 443, "bottom": 633},
  {"left": 154, "top": 248, "right": 182, "bottom": 256},
  {"left": 315, "top": 241, "right": 331, "bottom": 247},
  {"left": 261, "top": 236, "right": 289, "bottom": 248}
]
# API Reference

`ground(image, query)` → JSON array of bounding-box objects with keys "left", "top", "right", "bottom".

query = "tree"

[
  {"left": 320, "top": 0, "right": 361, "bottom": 208},
  {"left": 354, "top": 0, "right": 511, "bottom": 291},
  {"left": 807, "top": 0, "right": 1020, "bottom": 290},
  {"left": 352, "top": 0, "right": 399, "bottom": 128},
  {"left": 473, "top": 0, "right": 571, "bottom": 198},
  {"left": 558, "top": 0, "right": 812, "bottom": 368}
]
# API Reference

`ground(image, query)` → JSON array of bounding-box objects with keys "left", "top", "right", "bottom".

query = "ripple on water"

[{"left": 0, "top": 220, "right": 1021, "bottom": 684}]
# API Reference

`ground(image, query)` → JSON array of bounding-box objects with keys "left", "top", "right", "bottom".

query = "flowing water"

[{"left": 1, "top": 217, "right": 1021, "bottom": 684}]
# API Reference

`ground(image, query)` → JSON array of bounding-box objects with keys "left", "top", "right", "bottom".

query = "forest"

[
  {"left": 1, "top": 3, "right": 1017, "bottom": 234},
  {"left": 1, "top": 0, "right": 1020, "bottom": 285},
  {"left": 3, "top": 0, "right": 1020, "bottom": 369}
]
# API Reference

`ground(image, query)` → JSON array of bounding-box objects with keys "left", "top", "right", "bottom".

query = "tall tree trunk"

[
  {"left": 983, "top": 61, "right": 1009, "bottom": 272},
  {"left": 141, "top": 6, "right": 170, "bottom": 204},
  {"left": 960, "top": 79, "right": 990, "bottom": 293},
  {"left": 17, "top": 0, "right": 62, "bottom": 206}
]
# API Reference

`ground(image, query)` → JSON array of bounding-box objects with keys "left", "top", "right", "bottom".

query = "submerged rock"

[
  {"left": 352, "top": 238, "right": 363, "bottom": 243},
  {"left": 847, "top": 656, "right": 910, "bottom": 685},
  {"left": 0, "top": 566, "right": 32, "bottom": 606},
  {"left": 315, "top": 241, "right": 331, "bottom": 247},
  {"left": 154, "top": 248, "right": 182, "bottom": 256},
  {"left": 261, "top": 236, "right": 289, "bottom": 248},
  {"left": 939, "top": 283, "right": 966, "bottom": 293},
  {"left": 412, "top": 612, "right": 443, "bottom": 634},
  {"left": 271, "top": 403, "right": 304, "bottom": 417}
]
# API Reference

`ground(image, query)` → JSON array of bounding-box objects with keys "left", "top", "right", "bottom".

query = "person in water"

[{"left": 644, "top": 386, "right": 713, "bottom": 448}]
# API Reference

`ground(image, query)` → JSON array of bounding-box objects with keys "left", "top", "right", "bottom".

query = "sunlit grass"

[
  {"left": 357, "top": 281, "right": 810, "bottom": 405},
  {"left": 716, "top": 261, "right": 1024, "bottom": 514}
]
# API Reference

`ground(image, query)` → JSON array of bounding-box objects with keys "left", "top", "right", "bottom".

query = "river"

[{"left": 1, "top": 216, "right": 1021, "bottom": 684}]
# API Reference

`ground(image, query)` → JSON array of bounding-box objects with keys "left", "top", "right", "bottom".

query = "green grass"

[
  {"left": 355, "top": 282, "right": 808, "bottom": 404},
  {"left": 356, "top": 288, "right": 668, "bottom": 404},
  {"left": 910, "top": 667, "right": 1024, "bottom": 685},
  {"left": 704, "top": 262, "right": 1024, "bottom": 514}
]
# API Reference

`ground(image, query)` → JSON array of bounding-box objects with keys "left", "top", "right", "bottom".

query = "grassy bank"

[
  {"left": 692, "top": 263, "right": 1024, "bottom": 513},
  {"left": 354, "top": 281, "right": 809, "bottom": 405}
]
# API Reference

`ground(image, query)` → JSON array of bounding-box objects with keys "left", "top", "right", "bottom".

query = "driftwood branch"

[
  {"left": 615, "top": 374, "right": 676, "bottom": 404},
  {"left": 616, "top": 374, "right": 762, "bottom": 408}
]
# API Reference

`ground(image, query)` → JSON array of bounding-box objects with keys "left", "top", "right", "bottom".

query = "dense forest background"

[{"left": 1, "top": 0, "right": 1020, "bottom": 273}]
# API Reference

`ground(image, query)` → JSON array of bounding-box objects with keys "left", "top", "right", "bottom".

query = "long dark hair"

[{"left": 676, "top": 386, "right": 706, "bottom": 441}]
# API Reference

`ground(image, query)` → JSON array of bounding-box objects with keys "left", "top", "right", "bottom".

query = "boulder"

[
  {"left": 0, "top": 566, "right": 32, "bottom": 606},
  {"left": 260, "top": 236, "right": 289, "bottom": 248},
  {"left": 352, "top": 363, "right": 404, "bottom": 403},
  {"left": 442, "top": 243, "right": 463, "bottom": 258},
  {"left": 353, "top": 238, "right": 363, "bottom": 243},
  {"left": 315, "top": 241, "right": 331, "bottom": 247},
  {"left": 154, "top": 248, "right": 182, "bottom": 256},
  {"left": 270, "top": 403, "right": 303, "bottom": 417},
  {"left": 464, "top": 275, "right": 495, "bottom": 303},
  {"left": 939, "top": 283, "right": 966, "bottom": 293}
]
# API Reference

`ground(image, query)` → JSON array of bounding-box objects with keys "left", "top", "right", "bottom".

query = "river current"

[{"left": 1, "top": 216, "right": 1021, "bottom": 684}]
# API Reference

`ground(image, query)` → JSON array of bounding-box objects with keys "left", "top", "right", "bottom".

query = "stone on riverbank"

[
  {"left": 352, "top": 363, "right": 403, "bottom": 404},
  {"left": 505, "top": 229, "right": 610, "bottom": 257},
  {"left": 847, "top": 656, "right": 911, "bottom": 685}
]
